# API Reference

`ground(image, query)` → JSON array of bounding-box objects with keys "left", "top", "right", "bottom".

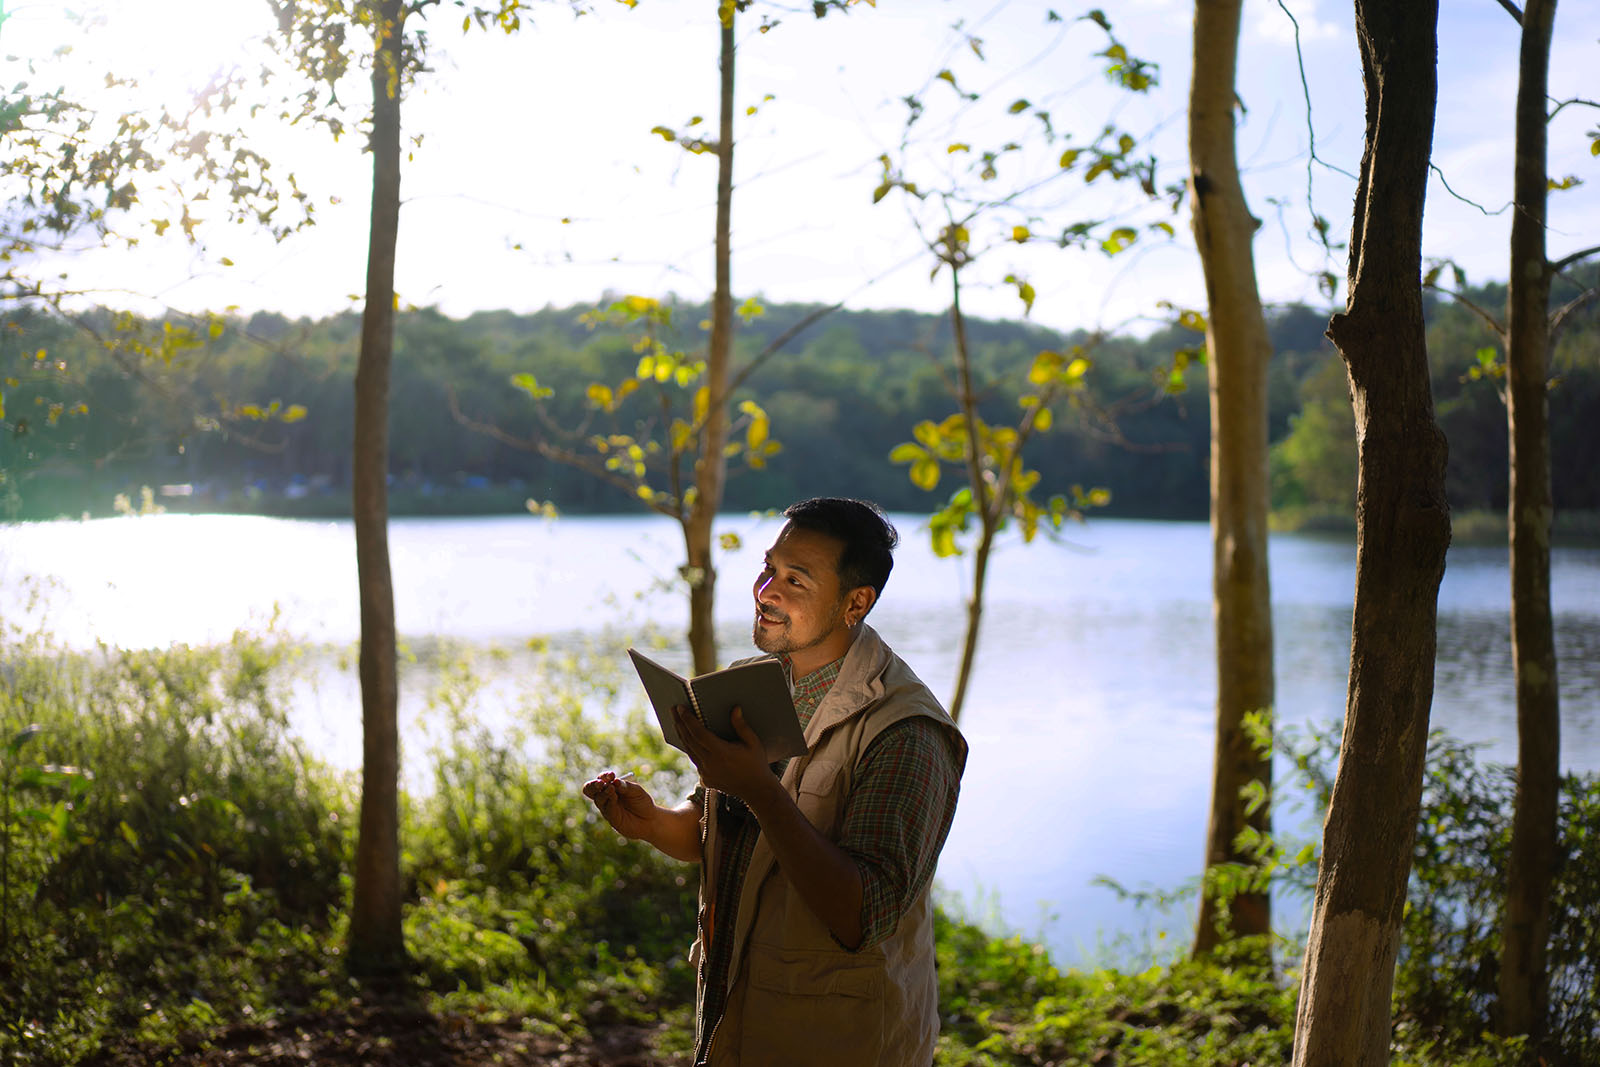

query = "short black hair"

[{"left": 781, "top": 497, "right": 898, "bottom": 603}]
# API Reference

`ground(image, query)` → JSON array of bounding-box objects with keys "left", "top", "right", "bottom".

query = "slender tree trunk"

[
  {"left": 1498, "top": 0, "right": 1560, "bottom": 1046},
  {"left": 948, "top": 266, "right": 986, "bottom": 724},
  {"left": 1188, "top": 0, "right": 1275, "bottom": 955},
  {"left": 347, "top": 0, "right": 406, "bottom": 978},
  {"left": 1292, "top": 1, "right": 1449, "bottom": 1062},
  {"left": 685, "top": 7, "right": 736, "bottom": 674}
]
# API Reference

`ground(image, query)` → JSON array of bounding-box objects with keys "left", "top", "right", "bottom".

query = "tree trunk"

[
  {"left": 1292, "top": 2, "right": 1449, "bottom": 1063},
  {"left": 1188, "top": 0, "right": 1275, "bottom": 956},
  {"left": 1498, "top": 0, "right": 1560, "bottom": 1046},
  {"left": 947, "top": 264, "right": 986, "bottom": 724},
  {"left": 685, "top": 7, "right": 736, "bottom": 674},
  {"left": 347, "top": 0, "right": 406, "bottom": 978}
]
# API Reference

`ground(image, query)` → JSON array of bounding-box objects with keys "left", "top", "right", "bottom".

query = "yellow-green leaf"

[
  {"left": 1101, "top": 226, "right": 1137, "bottom": 254},
  {"left": 587, "top": 383, "right": 614, "bottom": 410},
  {"left": 910, "top": 457, "right": 940, "bottom": 492},
  {"left": 1034, "top": 407, "right": 1054, "bottom": 432},
  {"left": 1011, "top": 225, "right": 1030, "bottom": 243},
  {"left": 888, "top": 442, "right": 926, "bottom": 464},
  {"left": 1028, "top": 350, "right": 1063, "bottom": 385},
  {"left": 947, "top": 142, "right": 970, "bottom": 154},
  {"left": 281, "top": 404, "right": 308, "bottom": 423}
]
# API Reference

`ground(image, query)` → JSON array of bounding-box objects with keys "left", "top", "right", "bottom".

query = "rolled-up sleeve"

[{"left": 837, "top": 717, "right": 963, "bottom": 949}]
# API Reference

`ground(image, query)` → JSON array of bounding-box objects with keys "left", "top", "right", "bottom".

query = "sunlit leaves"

[
  {"left": 1100, "top": 226, "right": 1137, "bottom": 254},
  {"left": 510, "top": 372, "right": 553, "bottom": 400},
  {"left": 1004, "top": 274, "right": 1037, "bottom": 315},
  {"left": 1465, "top": 345, "right": 1506, "bottom": 382}
]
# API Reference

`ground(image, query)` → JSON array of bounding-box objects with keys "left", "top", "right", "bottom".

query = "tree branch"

[
  {"left": 1423, "top": 281, "right": 1507, "bottom": 340},
  {"left": 1549, "top": 286, "right": 1600, "bottom": 342},
  {"left": 445, "top": 384, "right": 680, "bottom": 519},
  {"left": 725, "top": 301, "right": 844, "bottom": 396},
  {"left": 1550, "top": 243, "right": 1600, "bottom": 276},
  {"left": 1494, "top": 0, "right": 1524, "bottom": 25}
]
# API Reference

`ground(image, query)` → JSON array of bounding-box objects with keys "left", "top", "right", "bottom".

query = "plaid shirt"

[{"left": 696, "top": 652, "right": 963, "bottom": 1052}]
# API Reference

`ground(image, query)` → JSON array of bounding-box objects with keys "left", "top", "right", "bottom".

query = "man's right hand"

[
  {"left": 583, "top": 771, "right": 657, "bottom": 840},
  {"left": 581, "top": 771, "right": 704, "bottom": 864}
]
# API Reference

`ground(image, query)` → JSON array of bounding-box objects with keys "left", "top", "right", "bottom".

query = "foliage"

[
  {"left": 6, "top": 291, "right": 1600, "bottom": 528},
  {"left": 933, "top": 910, "right": 1294, "bottom": 1065},
  {"left": 0, "top": 614, "right": 352, "bottom": 1064},
  {"left": 1260, "top": 722, "right": 1600, "bottom": 1065},
  {"left": 402, "top": 639, "right": 699, "bottom": 1014},
  {"left": 498, "top": 295, "right": 780, "bottom": 519}
]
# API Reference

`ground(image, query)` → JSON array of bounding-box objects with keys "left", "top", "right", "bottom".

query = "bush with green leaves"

[
  {"left": 402, "top": 640, "right": 700, "bottom": 1015},
  {"left": 0, "top": 616, "right": 353, "bottom": 1064}
]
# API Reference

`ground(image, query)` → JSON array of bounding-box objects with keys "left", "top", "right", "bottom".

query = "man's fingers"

[{"left": 729, "top": 705, "right": 759, "bottom": 745}]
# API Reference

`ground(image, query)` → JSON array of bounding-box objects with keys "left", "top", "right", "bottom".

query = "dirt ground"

[{"left": 81, "top": 1007, "right": 691, "bottom": 1067}]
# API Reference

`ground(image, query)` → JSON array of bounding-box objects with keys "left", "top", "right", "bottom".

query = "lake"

[{"left": 3, "top": 512, "right": 1599, "bottom": 965}]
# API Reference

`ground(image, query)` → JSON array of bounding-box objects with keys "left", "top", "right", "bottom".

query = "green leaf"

[
  {"left": 1028, "top": 350, "right": 1063, "bottom": 385},
  {"left": 1007, "top": 98, "right": 1030, "bottom": 114},
  {"left": 889, "top": 442, "right": 927, "bottom": 464},
  {"left": 510, "top": 372, "right": 553, "bottom": 400},
  {"left": 909, "top": 457, "right": 940, "bottom": 492},
  {"left": 1101, "top": 226, "right": 1137, "bottom": 254}
]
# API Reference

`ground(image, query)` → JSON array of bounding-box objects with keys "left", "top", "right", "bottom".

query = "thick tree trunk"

[
  {"left": 685, "top": 9, "right": 736, "bottom": 674},
  {"left": 1498, "top": 0, "right": 1560, "bottom": 1046},
  {"left": 1292, "top": 2, "right": 1449, "bottom": 1063},
  {"left": 347, "top": 0, "right": 406, "bottom": 978},
  {"left": 1188, "top": 0, "right": 1275, "bottom": 955}
]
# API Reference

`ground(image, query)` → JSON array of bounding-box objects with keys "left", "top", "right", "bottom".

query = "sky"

[{"left": 5, "top": 0, "right": 1600, "bottom": 338}]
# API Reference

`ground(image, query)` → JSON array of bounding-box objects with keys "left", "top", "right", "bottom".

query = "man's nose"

[{"left": 756, "top": 575, "right": 778, "bottom": 602}]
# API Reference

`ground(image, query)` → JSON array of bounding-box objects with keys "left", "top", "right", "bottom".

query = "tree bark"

[
  {"left": 685, "top": 7, "right": 736, "bottom": 674},
  {"left": 347, "top": 0, "right": 406, "bottom": 978},
  {"left": 947, "top": 265, "right": 987, "bottom": 725},
  {"left": 1188, "top": 0, "right": 1275, "bottom": 955},
  {"left": 1292, "top": 1, "right": 1449, "bottom": 1063},
  {"left": 1498, "top": 0, "right": 1560, "bottom": 1046}
]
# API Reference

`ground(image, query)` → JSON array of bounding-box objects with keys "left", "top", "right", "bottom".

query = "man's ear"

[{"left": 845, "top": 585, "right": 876, "bottom": 627}]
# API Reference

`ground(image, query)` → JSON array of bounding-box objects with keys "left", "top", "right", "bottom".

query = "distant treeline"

[{"left": 3, "top": 278, "right": 1598, "bottom": 524}]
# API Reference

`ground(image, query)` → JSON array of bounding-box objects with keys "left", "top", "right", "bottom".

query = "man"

[{"left": 583, "top": 497, "right": 967, "bottom": 1067}]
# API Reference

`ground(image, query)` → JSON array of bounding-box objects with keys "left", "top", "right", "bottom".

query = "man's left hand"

[{"left": 673, "top": 705, "right": 777, "bottom": 802}]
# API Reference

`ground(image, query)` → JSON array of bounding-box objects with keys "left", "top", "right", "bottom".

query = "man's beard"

[{"left": 752, "top": 599, "right": 846, "bottom": 655}]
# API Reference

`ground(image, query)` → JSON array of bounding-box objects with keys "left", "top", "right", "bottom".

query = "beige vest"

[{"left": 692, "top": 625, "right": 967, "bottom": 1067}]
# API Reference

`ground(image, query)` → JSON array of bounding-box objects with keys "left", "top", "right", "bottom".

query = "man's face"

[{"left": 751, "top": 523, "right": 851, "bottom": 662}]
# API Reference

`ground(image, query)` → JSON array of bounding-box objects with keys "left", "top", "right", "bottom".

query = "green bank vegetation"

[
  {"left": 4, "top": 278, "right": 1599, "bottom": 537},
  {"left": 1, "top": 622, "right": 1595, "bottom": 1065}
]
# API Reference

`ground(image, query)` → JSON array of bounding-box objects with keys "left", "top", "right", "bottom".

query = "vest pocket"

[
  {"left": 737, "top": 947, "right": 886, "bottom": 1065},
  {"left": 793, "top": 759, "right": 844, "bottom": 827}
]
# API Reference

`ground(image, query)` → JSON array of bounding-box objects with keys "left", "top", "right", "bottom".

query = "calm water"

[{"left": 4, "top": 513, "right": 1599, "bottom": 964}]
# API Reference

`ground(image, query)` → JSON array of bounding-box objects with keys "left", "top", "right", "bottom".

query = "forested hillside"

[{"left": 4, "top": 279, "right": 1597, "bottom": 525}]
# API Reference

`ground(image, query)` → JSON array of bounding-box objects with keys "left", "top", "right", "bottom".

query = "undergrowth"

[{"left": 1, "top": 616, "right": 1595, "bottom": 1066}]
